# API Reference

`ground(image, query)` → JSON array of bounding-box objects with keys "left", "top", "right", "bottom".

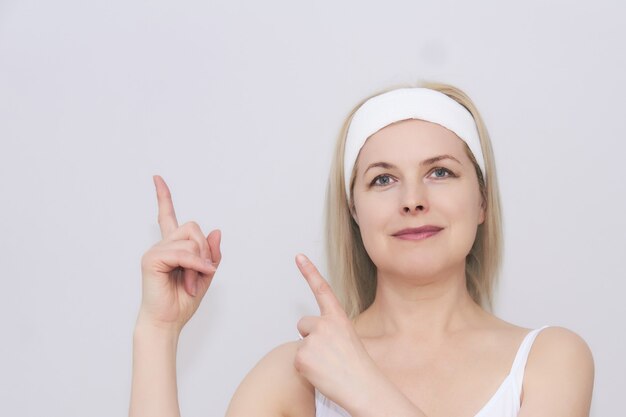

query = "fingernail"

[
  {"left": 191, "top": 280, "right": 198, "bottom": 297},
  {"left": 205, "top": 259, "right": 216, "bottom": 269},
  {"left": 296, "top": 254, "right": 308, "bottom": 266}
]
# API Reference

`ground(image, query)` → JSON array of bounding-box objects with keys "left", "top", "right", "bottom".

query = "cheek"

[
  {"left": 355, "top": 203, "right": 385, "bottom": 235},
  {"left": 437, "top": 183, "right": 483, "bottom": 222},
  {"left": 444, "top": 192, "right": 478, "bottom": 218},
  {"left": 439, "top": 188, "right": 482, "bottom": 249},
  {"left": 353, "top": 195, "right": 392, "bottom": 246}
]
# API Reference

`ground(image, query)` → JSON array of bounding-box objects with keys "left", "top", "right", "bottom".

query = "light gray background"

[{"left": 1, "top": 1, "right": 624, "bottom": 416}]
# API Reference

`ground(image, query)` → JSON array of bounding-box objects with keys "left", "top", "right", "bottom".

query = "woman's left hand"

[{"left": 294, "top": 254, "right": 384, "bottom": 413}]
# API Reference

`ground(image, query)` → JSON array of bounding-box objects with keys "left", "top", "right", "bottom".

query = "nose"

[
  {"left": 403, "top": 204, "right": 425, "bottom": 214},
  {"left": 401, "top": 183, "right": 428, "bottom": 215}
]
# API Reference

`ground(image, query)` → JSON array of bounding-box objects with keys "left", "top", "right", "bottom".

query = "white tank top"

[{"left": 315, "top": 326, "right": 549, "bottom": 417}]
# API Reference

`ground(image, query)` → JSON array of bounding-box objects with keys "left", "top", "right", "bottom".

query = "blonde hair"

[{"left": 325, "top": 82, "right": 503, "bottom": 318}]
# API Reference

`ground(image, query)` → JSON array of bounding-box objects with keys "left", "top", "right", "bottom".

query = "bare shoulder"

[
  {"left": 519, "top": 326, "right": 594, "bottom": 417},
  {"left": 528, "top": 326, "right": 594, "bottom": 374},
  {"left": 226, "top": 341, "right": 315, "bottom": 417},
  {"left": 532, "top": 326, "right": 592, "bottom": 354}
]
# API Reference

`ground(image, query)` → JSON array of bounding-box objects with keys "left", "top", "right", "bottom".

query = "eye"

[
  {"left": 370, "top": 174, "right": 396, "bottom": 187},
  {"left": 429, "top": 167, "right": 455, "bottom": 179}
]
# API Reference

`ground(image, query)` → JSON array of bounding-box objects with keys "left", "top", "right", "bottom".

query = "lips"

[{"left": 392, "top": 225, "right": 443, "bottom": 240}]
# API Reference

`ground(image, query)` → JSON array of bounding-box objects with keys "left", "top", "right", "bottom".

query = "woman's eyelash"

[
  {"left": 369, "top": 168, "right": 457, "bottom": 187},
  {"left": 429, "top": 167, "right": 457, "bottom": 178},
  {"left": 369, "top": 174, "right": 395, "bottom": 186}
]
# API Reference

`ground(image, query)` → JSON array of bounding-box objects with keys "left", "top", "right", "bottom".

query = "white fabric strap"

[
  {"left": 510, "top": 325, "right": 551, "bottom": 390},
  {"left": 343, "top": 87, "right": 485, "bottom": 197}
]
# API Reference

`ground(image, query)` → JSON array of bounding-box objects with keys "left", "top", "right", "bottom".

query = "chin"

[{"left": 373, "top": 252, "right": 466, "bottom": 282}]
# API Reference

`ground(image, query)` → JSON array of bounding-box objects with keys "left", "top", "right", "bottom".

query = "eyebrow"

[
  {"left": 363, "top": 154, "right": 463, "bottom": 177},
  {"left": 422, "top": 154, "right": 462, "bottom": 166}
]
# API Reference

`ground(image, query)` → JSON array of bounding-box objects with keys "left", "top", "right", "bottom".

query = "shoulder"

[
  {"left": 519, "top": 326, "right": 594, "bottom": 416},
  {"left": 226, "top": 341, "right": 315, "bottom": 417},
  {"left": 528, "top": 326, "right": 594, "bottom": 373}
]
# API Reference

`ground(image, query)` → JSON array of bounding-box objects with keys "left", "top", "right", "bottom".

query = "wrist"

[
  {"left": 134, "top": 312, "right": 182, "bottom": 342},
  {"left": 130, "top": 313, "right": 182, "bottom": 417}
]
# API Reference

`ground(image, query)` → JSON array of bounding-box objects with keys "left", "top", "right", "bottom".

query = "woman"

[{"left": 129, "top": 83, "right": 594, "bottom": 417}]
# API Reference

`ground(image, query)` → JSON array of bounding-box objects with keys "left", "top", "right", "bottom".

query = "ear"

[
  {"left": 478, "top": 200, "right": 486, "bottom": 225},
  {"left": 350, "top": 202, "right": 359, "bottom": 225}
]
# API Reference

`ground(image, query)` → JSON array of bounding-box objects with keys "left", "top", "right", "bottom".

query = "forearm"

[{"left": 129, "top": 320, "right": 182, "bottom": 417}]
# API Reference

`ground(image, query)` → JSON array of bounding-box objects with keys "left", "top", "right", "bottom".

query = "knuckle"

[
  {"left": 293, "top": 350, "right": 309, "bottom": 374},
  {"left": 141, "top": 245, "right": 159, "bottom": 262},
  {"left": 187, "top": 239, "right": 200, "bottom": 253},
  {"left": 298, "top": 316, "right": 321, "bottom": 334},
  {"left": 293, "top": 357, "right": 303, "bottom": 373},
  {"left": 141, "top": 249, "right": 164, "bottom": 272},
  {"left": 140, "top": 252, "right": 151, "bottom": 268},
  {"left": 184, "top": 221, "right": 201, "bottom": 232}
]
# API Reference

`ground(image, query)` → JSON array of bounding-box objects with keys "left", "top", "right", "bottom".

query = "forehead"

[{"left": 356, "top": 119, "right": 471, "bottom": 167}]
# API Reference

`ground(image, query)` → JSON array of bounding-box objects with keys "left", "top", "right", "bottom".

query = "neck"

[{"left": 355, "top": 266, "right": 486, "bottom": 341}]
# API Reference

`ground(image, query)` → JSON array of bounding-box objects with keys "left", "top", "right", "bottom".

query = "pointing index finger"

[
  {"left": 153, "top": 175, "right": 179, "bottom": 238},
  {"left": 296, "top": 254, "right": 343, "bottom": 316}
]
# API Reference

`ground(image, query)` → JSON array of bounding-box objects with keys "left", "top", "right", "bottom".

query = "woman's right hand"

[{"left": 137, "top": 175, "right": 222, "bottom": 333}]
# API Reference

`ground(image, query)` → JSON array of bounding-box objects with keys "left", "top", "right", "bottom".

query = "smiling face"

[{"left": 351, "top": 118, "right": 485, "bottom": 282}]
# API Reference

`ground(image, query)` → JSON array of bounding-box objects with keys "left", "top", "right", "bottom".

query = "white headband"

[{"left": 343, "top": 87, "right": 485, "bottom": 197}]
